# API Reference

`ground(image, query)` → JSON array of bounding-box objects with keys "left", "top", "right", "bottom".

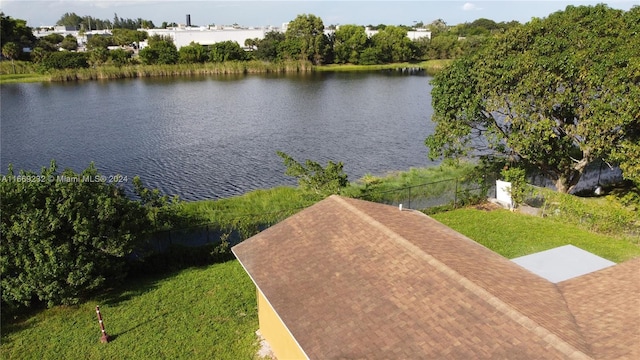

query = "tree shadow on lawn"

[
  {"left": 1, "top": 271, "right": 169, "bottom": 341},
  {"left": 106, "top": 311, "right": 172, "bottom": 342}
]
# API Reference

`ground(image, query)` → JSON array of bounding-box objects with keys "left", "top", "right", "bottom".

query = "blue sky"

[{"left": 2, "top": 1, "right": 638, "bottom": 28}]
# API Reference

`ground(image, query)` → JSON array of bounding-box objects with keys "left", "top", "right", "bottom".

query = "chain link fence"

[{"left": 137, "top": 177, "right": 493, "bottom": 258}]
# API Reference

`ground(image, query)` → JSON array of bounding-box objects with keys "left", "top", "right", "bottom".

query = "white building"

[{"left": 142, "top": 26, "right": 279, "bottom": 48}]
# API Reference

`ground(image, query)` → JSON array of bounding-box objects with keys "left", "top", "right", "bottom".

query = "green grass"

[
  {"left": 0, "top": 59, "right": 453, "bottom": 84},
  {"left": 314, "top": 60, "right": 452, "bottom": 75},
  {"left": 0, "top": 73, "right": 50, "bottom": 84},
  {"left": 431, "top": 208, "right": 640, "bottom": 262},
  {"left": 0, "top": 261, "right": 258, "bottom": 359},
  {"left": 182, "top": 186, "right": 313, "bottom": 225}
]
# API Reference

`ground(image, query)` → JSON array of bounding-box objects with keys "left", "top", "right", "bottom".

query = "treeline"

[
  {"left": 2, "top": 12, "right": 520, "bottom": 71},
  {"left": 54, "top": 11, "right": 155, "bottom": 31}
]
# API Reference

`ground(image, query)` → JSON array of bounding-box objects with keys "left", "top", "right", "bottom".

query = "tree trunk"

[
  {"left": 555, "top": 170, "right": 583, "bottom": 194},
  {"left": 555, "top": 178, "right": 570, "bottom": 193}
]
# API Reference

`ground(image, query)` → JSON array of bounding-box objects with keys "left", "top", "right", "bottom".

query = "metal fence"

[
  {"left": 353, "top": 178, "right": 490, "bottom": 211},
  {"left": 139, "top": 177, "right": 491, "bottom": 256}
]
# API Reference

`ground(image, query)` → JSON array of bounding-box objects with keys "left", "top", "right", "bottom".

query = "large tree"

[
  {"left": 253, "top": 30, "right": 285, "bottom": 62},
  {"left": 139, "top": 35, "right": 178, "bottom": 65},
  {"left": 0, "top": 13, "right": 36, "bottom": 56},
  {"left": 1, "top": 42, "right": 20, "bottom": 73},
  {"left": 425, "top": 5, "right": 640, "bottom": 193},
  {"left": 370, "top": 25, "right": 415, "bottom": 63},
  {"left": 284, "top": 14, "right": 330, "bottom": 65},
  {"left": 333, "top": 24, "right": 367, "bottom": 64}
]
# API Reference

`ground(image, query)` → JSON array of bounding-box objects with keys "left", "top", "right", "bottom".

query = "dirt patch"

[{"left": 473, "top": 202, "right": 503, "bottom": 211}]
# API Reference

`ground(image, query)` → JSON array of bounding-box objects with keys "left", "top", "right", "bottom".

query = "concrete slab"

[{"left": 511, "top": 245, "right": 616, "bottom": 283}]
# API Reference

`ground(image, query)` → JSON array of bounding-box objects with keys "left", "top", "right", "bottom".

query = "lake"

[{"left": 1, "top": 71, "right": 436, "bottom": 201}]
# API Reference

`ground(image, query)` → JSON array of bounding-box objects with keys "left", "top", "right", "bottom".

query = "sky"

[{"left": 1, "top": 0, "right": 638, "bottom": 28}]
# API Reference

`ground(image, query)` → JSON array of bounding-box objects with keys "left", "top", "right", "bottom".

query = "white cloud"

[{"left": 462, "top": 2, "right": 482, "bottom": 11}]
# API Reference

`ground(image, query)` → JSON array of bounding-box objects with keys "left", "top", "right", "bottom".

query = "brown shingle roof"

[
  {"left": 232, "top": 195, "right": 638, "bottom": 359},
  {"left": 558, "top": 257, "right": 640, "bottom": 360}
]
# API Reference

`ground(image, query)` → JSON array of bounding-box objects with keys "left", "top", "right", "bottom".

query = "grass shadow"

[{"left": 111, "top": 311, "right": 172, "bottom": 340}]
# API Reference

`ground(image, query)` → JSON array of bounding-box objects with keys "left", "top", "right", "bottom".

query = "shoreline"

[{"left": 0, "top": 59, "right": 450, "bottom": 84}]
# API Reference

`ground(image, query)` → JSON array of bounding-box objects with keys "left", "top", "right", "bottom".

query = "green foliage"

[
  {"left": 132, "top": 176, "right": 187, "bottom": 230},
  {"left": 42, "top": 33, "right": 64, "bottom": 45},
  {"left": 1, "top": 42, "right": 20, "bottom": 73},
  {"left": 86, "top": 34, "right": 113, "bottom": 50},
  {"left": 284, "top": 14, "right": 331, "bottom": 65},
  {"left": 87, "top": 47, "right": 109, "bottom": 67},
  {"left": 0, "top": 162, "right": 151, "bottom": 309},
  {"left": 358, "top": 47, "right": 383, "bottom": 65},
  {"left": 178, "top": 41, "right": 208, "bottom": 63},
  {"left": 55, "top": 12, "right": 83, "bottom": 29},
  {"left": 59, "top": 35, "right": 78, "bottom": 51},
  {"left": 208, "top": 41, "right": 247, "bottom": 62},
  {"left": 112, "top": 12, "right": 155, "bottom": 30},
  {"left": 424, "top": 35, "right": 463, "bottom": 60},
  {"left": 0, "top": 13, "right": 36, "bottom": 56},
  {"left": 342, "top": 162, "right": 480, "bottom": 208},
  {"left": 108, "top": 48, "right": 132, "bottom": 67},
  {"left": 277, "top": 151, "right": 348, "bottom": 197},
  {"left": 253, "top": 30, "right": 285, "bottom": 61},
  {"left": 111, "top": 28, "right": 147, "bottom": 47},
  {"left": 538, "top": 188, "right": 640, "bottom": 237},
  {"left": 426, "top": 4, "right": 640, "bottom": 193},
  {"left": 40, "top": 51, "right": 89, "bottom": 69},
  {"left": 139, "top": 35, "right": 178, "bottom": 65},
  {"left": 500, "top": 166, "right": 527, "bottom": 208},
  {"left": 370, "top": 25, "right": 415, "bottom": 63},
  {"left": 333, "top": 24, "right": 368, "bottom": 64}
]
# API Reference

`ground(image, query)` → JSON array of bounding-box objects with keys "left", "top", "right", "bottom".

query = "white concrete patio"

[{"left": 511, "top": 245, "right": 616, "bottom": 283}]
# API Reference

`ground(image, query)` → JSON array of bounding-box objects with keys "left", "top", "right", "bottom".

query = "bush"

[
  {"left": 539, "top": 188, "right": 639, "bottom": 237},
  {"left": 0, "top": 162, "right": 152, "bottom": 309},
  {"left": 501, "top": 166, "right": 527, "bottom": 208},
  {"left": 40, "top": 51, "right": 89, "bottom": 70}
]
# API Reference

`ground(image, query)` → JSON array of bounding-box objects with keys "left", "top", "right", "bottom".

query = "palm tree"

[{"left": 2, "top": 42, "right": 20, "bottom": 74}]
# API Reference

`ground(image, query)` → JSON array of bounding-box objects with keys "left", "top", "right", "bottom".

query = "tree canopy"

[
  {"left": 277, "top": 151, "right": 348, "bottom": 197},
  {"left": 284, "top": 14, "right": 331, "bottom": 65},
  {"left": 333, "top": 24, "right": 367, "bottom": 64},
  {"left": 425, "top": 5, "right": 640, "bottom": 193},
  {"left": 0, "top": 162, "right": 185, "bottom": 310},
  {"left": 0, "top": 162, "right": 150, "bottom": 308},
  {"left": 0, "top": 13, "right": 36, "bottom": 57}
]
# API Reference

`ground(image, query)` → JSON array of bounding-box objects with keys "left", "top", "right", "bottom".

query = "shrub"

[
  {"left": 0, "top": 162, "right": 150, "bottom": 308},
  {"left": 40, "top": 51, "right": 89, "bottom": 70}
]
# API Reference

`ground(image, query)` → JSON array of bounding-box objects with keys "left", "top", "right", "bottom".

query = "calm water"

[{"left": 1, "top": 72, "right": 436, "bottom": 200}]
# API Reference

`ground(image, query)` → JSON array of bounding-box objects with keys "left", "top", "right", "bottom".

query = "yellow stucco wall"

[{"left": 257, "top": 289, "right": 308, "bottom": 360}]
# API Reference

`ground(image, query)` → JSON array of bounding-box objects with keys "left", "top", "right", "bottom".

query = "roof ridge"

[{"left": 331, "top": 196, "right": 593, "bottom": 360}]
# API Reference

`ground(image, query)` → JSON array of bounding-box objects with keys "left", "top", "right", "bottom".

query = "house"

[{"left": 232, "top": 195, "right": 639, "bottom": 359}]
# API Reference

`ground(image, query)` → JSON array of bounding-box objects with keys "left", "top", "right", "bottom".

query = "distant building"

[{"left": 142, "top": 26, "right": 278, "bottom": 48}]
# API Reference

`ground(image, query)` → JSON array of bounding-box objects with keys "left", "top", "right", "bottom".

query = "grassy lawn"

[
  {"left": 3, "top": 203, "right": 639, "bottom": 358},
  {"left": 432, "top": 207, "right": 640, "bottom": 262},
  {"left": 0, "top": 261, "right": 258, "bottom": 360}
]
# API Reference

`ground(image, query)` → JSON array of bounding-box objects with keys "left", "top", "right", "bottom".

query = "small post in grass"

[{"left": 95, "top": 306, "right": 110, "bottom": 343}]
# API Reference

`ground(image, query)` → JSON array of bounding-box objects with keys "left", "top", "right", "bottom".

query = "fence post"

[
  {"left": 454, "top": 178, "right": 458, "bottom": 208},
  {"left": 408, "top": 186, "right": 411, "bottom": 209},
  {"left": 95, "top": 306, "right": 110, "bottom": 343}
]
